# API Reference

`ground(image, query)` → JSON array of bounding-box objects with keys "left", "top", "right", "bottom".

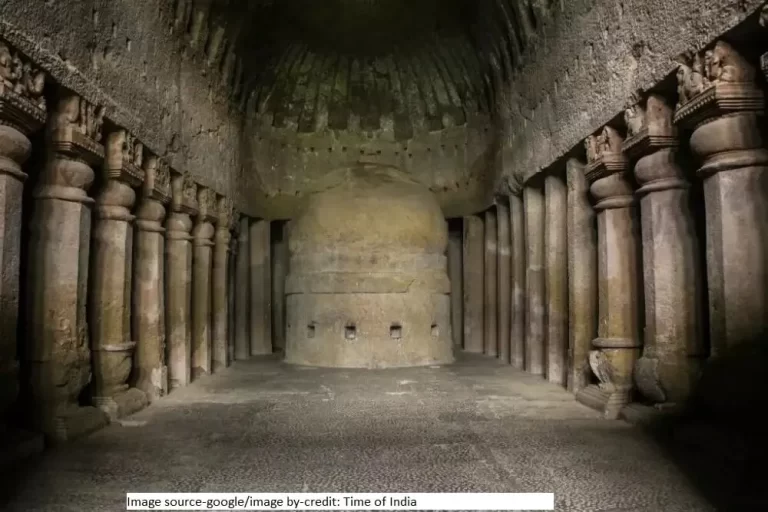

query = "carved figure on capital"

[
  {"left": 197, "top": 186, "right": 219, "bottom": 223},
  {"left": 49, "top": 92, "right": 105, "bottom": 164},
  {"left": 105, "top": 129, "right": 145, "bottom": 187},
  {"left": 676, "top": 41, "right": 761, "bottom": 124},
  {"left": 171, "top": 172, "right": 199, "bottom": 215},
  {"left": 0, "top": 41, "right": 46, "bottom": 109}
]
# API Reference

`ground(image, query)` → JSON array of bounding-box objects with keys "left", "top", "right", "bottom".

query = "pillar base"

[
  {"left": 620, "top": 403, "right": 680, "bottom": 427},
  {"left": 575, "top": 384, "right": 631, "bottom": 420},
  {"left": 92, "top": 387, "right": 148, "bottom": 421},
  {"left": 0, "top": 425, "right": 43, "bottom": 470},
  {"left": 45, "top": 405, "right": 108, "bottom": 445}
]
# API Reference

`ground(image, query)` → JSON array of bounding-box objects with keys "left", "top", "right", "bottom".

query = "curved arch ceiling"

[{"left": 234, "top": 0, "right": 549, "bottom": 138}]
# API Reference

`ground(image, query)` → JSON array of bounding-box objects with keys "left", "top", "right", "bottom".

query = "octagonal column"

[
  {"left": 565, "top": 158, "right": 597, "bottom": 393},
  {"left": 576, "top": 126, "right": 642, "bottom": 419},
  {"left": 496, "top": 200, "right": 511, "bottom": 364},
  {"left": 483, "top": 208, "right": 498, "bottom": 357},
  {"left": 674, "top": 41, "right": 768, "bottom": 356},
  {"left": 227, "top": 215, "right": 239, "bottom": 363},
  {"left": 508, "top": 183, "right": 526, "bottom": 370},
  {"left": 0, "top": 42, "right": 46, "bottom": 426},
  {"left": 544, "top": 172, "right": 568, "bottom": 386},
  {"left": 26, "top": 91, "right": 108, "bottom": 441},
  {"left": 132, "top": 156, "right": 171, "bottom": 402},
  {"left": 234, "top": 216, "right": 250, "bottom": 360},
  {"left": 90, "top": 129, "right": 147, "bottom": 420},
  {"left": 213, "top": 197, "right": 234, "bottom": 372},
  {"left": 462, "top": 214, "right": 484, "bottom": 353},
  {"left": 624, "top": 94, "right": 705, "bottom": 408},
  {"left": 524, "top": 181, "right": 545, "bottom": 376},
  {"left": 166, "top": 173, "right": 198, "bottom": 391},
  {"left": 249, "top": 219, "right": 272, "bottom": 355},
  {"left": 192, "top": 187, "right": 217, "bottom": 378}
]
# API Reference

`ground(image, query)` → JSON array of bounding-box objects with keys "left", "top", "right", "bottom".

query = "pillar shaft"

[
  {"left": 509, "top": 192, "right": 526, "bottom": 370},
  {"left": 227, "top": 222, "right": 239, "bottom": 364},
  {"left": 249, "top": 219, "right": 272, "bottom": 355},
  {"left": 26, "top": 93, "right": 108, "bottom": 441},
  {"left": 132, "top": 157, "right": 170, "bottom": 402},
  {"left": 544, "top": 174, "right": 568, "bottom": 386},
  {"left": 496, "top": 202, "right": 511, "bottom": 364},
  {"left": 565, "top": 159, "right": 597, "bottom": 393},
  {"left": 674, "top": 46, "right": 768, "bottom": 355},
  {"left": 626, "top": 94, "right": 704, "bottom": 406},
  {"left": 577, "top": 126, "right": 642, "bottom": 419},
  {"left": 448, "top": 224, "right": 464, "bottom": 348},
  {"left": 191, "top": 188, "right": 217, "bottom": 379},
  {"left": 462, "top": 215, "right": 484, "bottom": 353},
  {"left": 90, "top": 129, "right": 147, "bottom": 420},
  {"left": 524, "top": 184, "right": 545, "bottom": 375},
  {"left": 166, "top": 175, "right": 197, "bottom": 390},
  {"left": 0, "top": 55, "right": 44, "bottom": 420},
  {"left": 483, "top": 209, "right": 498, "bottom": 357},
  {"left": 234, "top": 216, "right": 250, "bottom": 360},
  {"left": 272, "top": 223, "right": 288, "bottom": 351},
  {"left": 212, "top": 199, "right": 234, "bottom": 373}
]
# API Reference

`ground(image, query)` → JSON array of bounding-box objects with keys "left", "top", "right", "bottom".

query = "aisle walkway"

[{"left": 4, "top": 355, "right": 711, "bottom": 511}]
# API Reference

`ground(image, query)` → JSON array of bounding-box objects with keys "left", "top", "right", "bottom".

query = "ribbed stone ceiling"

[{"left": 233, "top": 0, "right": 549, "bottom": 138}]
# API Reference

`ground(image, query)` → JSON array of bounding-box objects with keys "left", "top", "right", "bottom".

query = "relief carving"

[
  {"left": 105, "top": 129, "right": 144, "bottom": 185},
  {"left": 588, "top": 350, "right": 615, "bottom": 392},
  {"left": 624, "top": 103, "right": 645, "bottom": 139},
  {"left": 0, "top": 42, "right": 46, "bottom": 108},
  {"left": 674, "top": 40, "right": 763, "bottom": 128},
  {"left": 141, "top": 156, "right": 171, "bottom": 204},
  {"left": 622, "top": 94, "right": 677, "bottom": 158},
  {"left": 49, "top": 93, "right": 105, "bottom": 163},
  {"left": 217, "top": 196, "right": 234, "bottom": 228},
  {"left": 197, "top": 187, "right": 218, "bottom": 222}
]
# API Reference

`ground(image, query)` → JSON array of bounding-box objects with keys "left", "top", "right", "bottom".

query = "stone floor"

[{"left": 2, "top": 354, "right": 722, "bottom": 511}]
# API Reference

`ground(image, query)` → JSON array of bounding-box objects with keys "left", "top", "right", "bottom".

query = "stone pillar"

[
  {"left": 166, "top": 173, "right": 198, "bottom": 391},
  {"left": 90, "top": 129, "right": 147, "bottom": 420},
  {"left": 191, "top": 187, "right": 217, "bottom": 379},
  {"left": 448, "top": 224, "right": 463, "bottom": 348},
  {"left": 132, "top": 156, "right": 171, "bottom": 403},
  {"left": 462, "top": 215, "right": 484, "bottom": 353},
  {"left": 0, "top": 43, "right": 46, "bottom": 429},
  {"left": 496, "top": 200, "right": 511, "bottom": 364},
  {"left": 508, "top": 183, "right": 526, "bottom": 370},
  {"left": 212, "top": 197, "right": 234, "bottom": 373},
  {"left": 227, "top": 216, "right": 239, "bottom": 363},
  {"left": 576, "top": 126, "right": 642, "bottom": 419},
  {"left": 524, "top": 182, "right": 545, "bottom": 376},
  {"left": 26, "top": 92, "right": 108, "bottom": 441},
  {"left": 544, "top": 172, "right": 568, "bottom": 386},
  {"left": 249, "top": 219, "right": 272, "bottom": 355},
  {"left": 483, "top": 208, "right": 498, "bottom": 357},
  {"left": 272, "top": 222, "right": 288, "bottom": 352},
  {"left": 674, "top": 41, "right": 768, "bottom": 356},
  {"left": 234, "top": 216, "right": 250, "bottom": 360},
  {"left": 565, "top": 158, "right": 597, "bottom": 393},
  {"left": 624, "top": 94, "right": 705, "bottom": 409}
]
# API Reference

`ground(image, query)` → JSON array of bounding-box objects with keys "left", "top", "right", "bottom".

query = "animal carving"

[
  {"left": 584, "top": 135, "right": 600, "bottom": 163},
  {"left": 707, "top": 40, "right": 755, "bottom": 84},
  {"left": 624, "top": 104, "right": 645, "bottom": 138},
  {"left": 589, "top": 350, "right": 615, "bottom": 391}
]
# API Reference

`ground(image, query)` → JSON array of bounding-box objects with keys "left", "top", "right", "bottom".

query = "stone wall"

[
  {"left": 499, "top": 0, "right": 765, "bottom": 183},
  {"left": 0, "top": 0, "right": 256, "bottom": 214}
]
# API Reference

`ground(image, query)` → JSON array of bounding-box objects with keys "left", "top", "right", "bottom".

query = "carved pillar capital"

[
  {"left": 95, "top": 128, "right": 146, "bottom": 221},
  {"left": 0, "top": 39, "right": 46, "bottom": 181},
  {"left": 623, "top": 94, "right": 687, "bottom": 195},
  {"left": 136, "top": 155, "right": 171, "bottom": 231},
  {"left": 193, "top": 186, "right": 216, "bottom": 246},
  {"left": 584, "top": 126, "right": 633, "bottom": 210},
  {"left": 215, "top": 195, "right": 234, "bottom": 246},
  {"left": 170, "top": 171, "right": 199, "bottom": 216},
  {"left": 36, "top": 92, "right": 105, "bottom": 204}
]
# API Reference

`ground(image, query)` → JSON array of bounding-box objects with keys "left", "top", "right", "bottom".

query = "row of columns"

[
  {"left": 461, "top": 39, "right": 768, "bottom": 420},
  {"left": 0, "top": 38, "right": 274, "bottom": 443}
]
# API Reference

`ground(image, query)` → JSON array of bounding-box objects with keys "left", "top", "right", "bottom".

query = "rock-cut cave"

[{"left": 1, "top": 0, "right": 768, "bottom": 510}]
